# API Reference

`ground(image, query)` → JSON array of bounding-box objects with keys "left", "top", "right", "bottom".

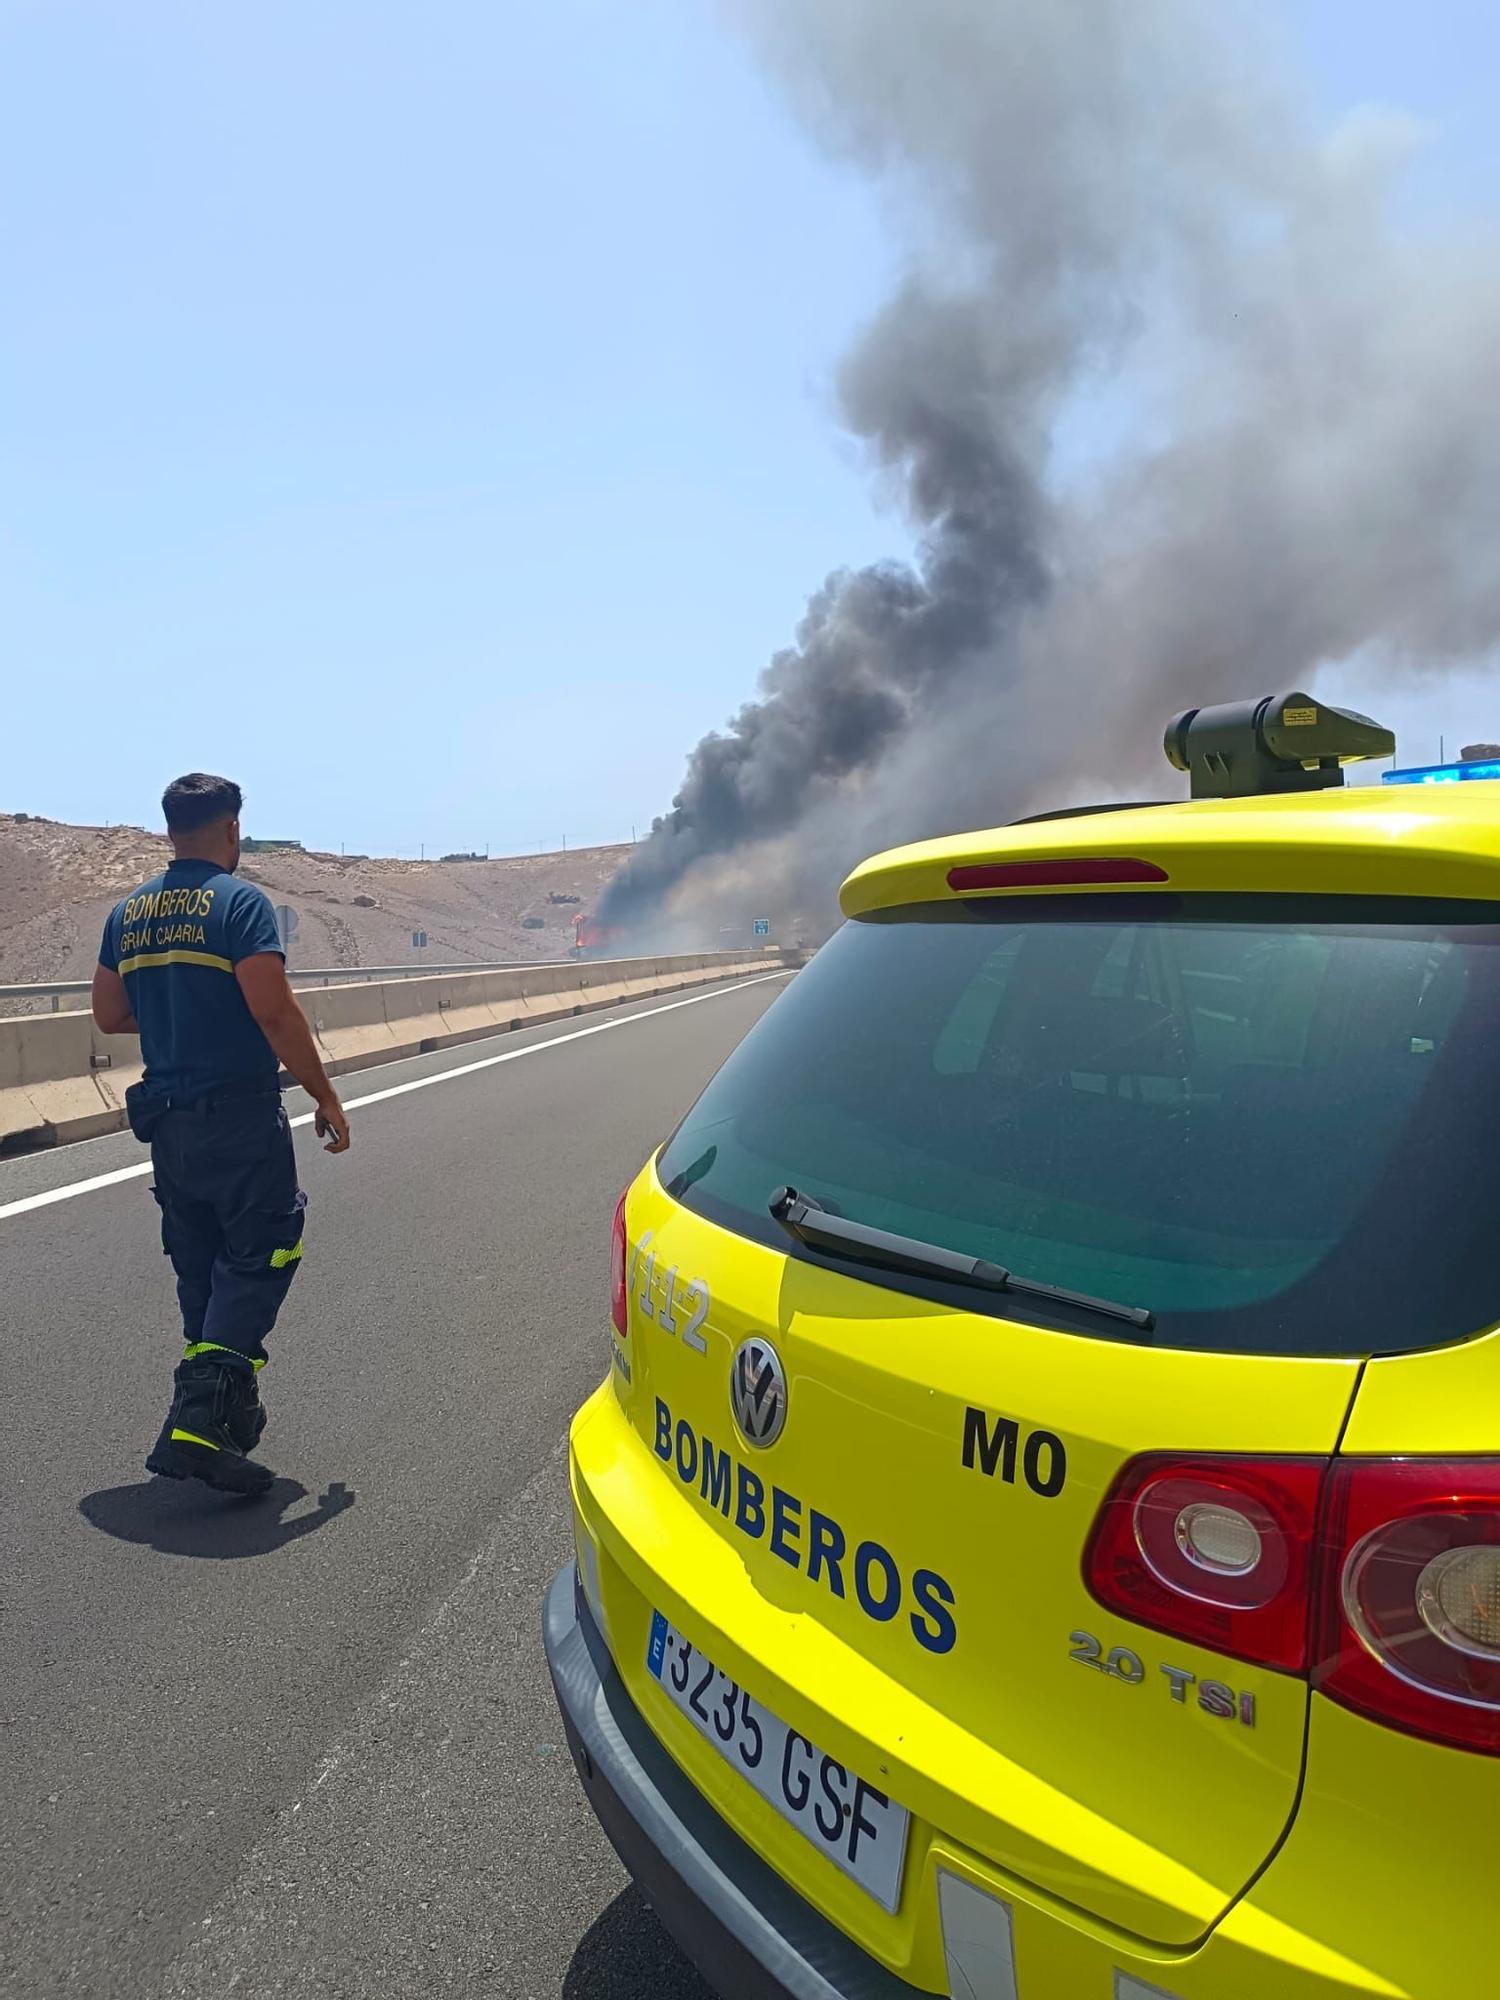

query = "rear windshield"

[{"left": 657, "top": 896, "right": 1500, "bottom": 1356}]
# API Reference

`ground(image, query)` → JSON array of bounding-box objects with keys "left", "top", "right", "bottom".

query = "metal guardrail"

[
  {"left": 0, "top": 982, "right": 94, "bottom": 1011},
  {"left": 287, "top": 959, "right": 553, "bottom": 986},
  {"left": 0, "top": 959, "right": 591, "bottom": 1014}
]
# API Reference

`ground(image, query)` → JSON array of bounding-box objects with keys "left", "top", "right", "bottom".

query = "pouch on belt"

[{"left": 125, "top": 1083, "right": 170, "bottom": 1144}]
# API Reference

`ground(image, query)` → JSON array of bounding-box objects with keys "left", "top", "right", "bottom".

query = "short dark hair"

[{"left": 162, "top": 773, "right": 243, "bottom": 833}]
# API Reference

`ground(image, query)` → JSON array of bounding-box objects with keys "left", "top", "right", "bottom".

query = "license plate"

[{"left": 646, "top": 1610, "right": 910, "bottom": 1913}]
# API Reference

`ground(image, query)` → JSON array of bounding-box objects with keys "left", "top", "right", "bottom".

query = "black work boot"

[{"left": 146, "top": 1359, "right": 274, "bottom": 1495}]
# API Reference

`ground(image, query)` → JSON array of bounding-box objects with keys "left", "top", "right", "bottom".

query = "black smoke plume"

[{"left": 602, "top": 0, "right": 1500, "bottom": 934}]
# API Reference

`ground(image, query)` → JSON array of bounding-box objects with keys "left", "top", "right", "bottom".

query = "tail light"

[
  {"left": 1085, "top": 1450, "right": 1500, "bottom": 1754},
  {"left": 1314, "top": 1458, "right": 1500, "bottom": 1755},
  {"left": 609, "top": 1191, "right": 628, "bottom": 1338},
  {"left": 1085, "top": 1454, "right": 1323, "bottom": 1671},
  {"left": 947, "top": 858, "right": 1169, "bottom": 891}
]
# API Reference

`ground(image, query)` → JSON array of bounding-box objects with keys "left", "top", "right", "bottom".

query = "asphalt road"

[{"left": 0, "top": 973, "right": 791, "bottom": 2000}]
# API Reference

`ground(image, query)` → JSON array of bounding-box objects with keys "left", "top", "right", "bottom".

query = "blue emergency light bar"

[{"left": 1382, "top": 758, "right": 1500, "bottom": 787}]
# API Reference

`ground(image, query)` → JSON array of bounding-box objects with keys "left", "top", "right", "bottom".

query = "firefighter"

[{"left": 91, "top": 773, "right": 351, "bottom": 1496}]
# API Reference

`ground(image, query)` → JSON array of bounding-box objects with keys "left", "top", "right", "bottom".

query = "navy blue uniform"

[{"left": 101, "top": 861, "right": 307, "bottom": 1367}]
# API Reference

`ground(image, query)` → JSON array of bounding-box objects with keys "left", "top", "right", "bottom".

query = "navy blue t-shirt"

[{"left": 100, "top": 860, "right": 284, "bottom": 1096}]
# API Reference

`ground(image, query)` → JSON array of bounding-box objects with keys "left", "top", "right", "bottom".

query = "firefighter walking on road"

[{"left": 92, "top": 773, "right": 351, "bottom": 1496}]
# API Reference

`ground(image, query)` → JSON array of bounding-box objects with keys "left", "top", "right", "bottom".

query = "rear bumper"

[
  {"left": 547, "top": 1547, "right": 1498, "bottom": 2000},
  {"left": 543, "top": 1563, "right": 927, "bottom": 2000}
]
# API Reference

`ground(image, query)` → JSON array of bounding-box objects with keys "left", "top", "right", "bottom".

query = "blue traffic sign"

[
  {"left": 412, "top": 930, "right": 428, "bottom": 949},
  {"left": 753, "top": 918, "right": 771, "bottom": 937}
]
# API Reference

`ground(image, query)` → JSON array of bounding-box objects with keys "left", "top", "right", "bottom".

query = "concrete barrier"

[{"left": 0, "top": 950, "right": 795, "bottom": 1152}]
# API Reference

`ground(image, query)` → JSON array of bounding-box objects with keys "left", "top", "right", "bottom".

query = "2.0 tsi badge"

[{"left": 730, "top": 1337, "right": 788, "bottom": 1448}]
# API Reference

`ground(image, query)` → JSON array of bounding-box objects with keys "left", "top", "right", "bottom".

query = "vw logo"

[{"left": 729, "top": 1336, "right": 788, "bottom": 1449}]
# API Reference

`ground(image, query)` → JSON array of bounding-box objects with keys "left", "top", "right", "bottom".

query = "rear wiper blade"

[{"left": 768, "top": 1186, "right": 1154, "bottom": 1332}]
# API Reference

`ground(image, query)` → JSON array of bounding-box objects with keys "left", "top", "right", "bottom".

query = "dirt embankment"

[{"left": 0, "top": 812, "right": 628, "bottom": 990}]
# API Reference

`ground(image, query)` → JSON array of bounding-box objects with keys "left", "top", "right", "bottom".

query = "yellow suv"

[{"left": 545, "top": 696, "right": 1499, "bottom": 1999}]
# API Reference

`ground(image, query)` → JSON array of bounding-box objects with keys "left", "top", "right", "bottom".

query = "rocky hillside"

[{"left": 0, "top": 812, "right": 628, "bottom": 993}]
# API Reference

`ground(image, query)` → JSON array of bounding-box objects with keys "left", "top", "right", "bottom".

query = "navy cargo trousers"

[{"left": 149, "top": 1090, "right": 308, "bottom": 1367}]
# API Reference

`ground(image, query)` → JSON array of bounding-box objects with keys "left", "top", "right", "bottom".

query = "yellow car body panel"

[
  {"left": 989, "top": 1699, "right": 1490, "bottom": 1996},
  {"left": 575, "top": 1163, "right": 1360, "bottom": 1950},
  {"left": 1342, "top": 1318, "right": 1500, "bottom": 1452},
  {"left": 555, "top": 771, "right": 1500, "bottom": 1998}
]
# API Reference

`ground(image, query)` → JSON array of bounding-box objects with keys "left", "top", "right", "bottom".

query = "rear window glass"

[{"left": 657, "top": 896, "right": 1500, "bottom": 1356}]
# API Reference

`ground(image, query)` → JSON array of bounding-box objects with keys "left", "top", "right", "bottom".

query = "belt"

[{"left": 154, "top": 1079, "right": 282, "bottom": 1115}]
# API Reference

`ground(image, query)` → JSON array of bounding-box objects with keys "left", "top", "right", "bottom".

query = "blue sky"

[{"left": 3, "top": 0, "right": 1498, "bottom": 854}]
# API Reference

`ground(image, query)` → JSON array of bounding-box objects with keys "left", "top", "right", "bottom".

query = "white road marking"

[{"left": 0, "top": 972, "right": 790, "bottom": 1224}]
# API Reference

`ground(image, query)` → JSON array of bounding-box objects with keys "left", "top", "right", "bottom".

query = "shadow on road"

[
  {"left": 79, "top": 1476, "right": 355, "bottom": 1557},
  {"left": 563, "top": 1885, "right": 712, "bottom": 2000}
]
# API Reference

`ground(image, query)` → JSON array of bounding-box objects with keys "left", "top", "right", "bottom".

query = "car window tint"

[{"left": 658, "top": 896, "right": 1500, "bottom": 1356}]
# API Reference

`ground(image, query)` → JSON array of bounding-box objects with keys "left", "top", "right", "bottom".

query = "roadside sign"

[
  {"left": 412, "top": 930, "right": 428, "bottom": 950},
  {"left": 753, "top": 917, "right": 771, "bottom": 937},
  {"left": 274, "top": 904, "right": 299, "bottom": 948}
]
